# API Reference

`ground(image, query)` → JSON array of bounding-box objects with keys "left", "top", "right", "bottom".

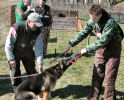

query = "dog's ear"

[
  {"left": 60, "top": 61, "right": 64, "bottom": 69},
  {"left": 55, "top": 61, "right": 61, "bottom": 70}
]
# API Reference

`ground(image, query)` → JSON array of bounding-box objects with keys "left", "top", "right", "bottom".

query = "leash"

[
  {"left": 50, "top": 50, "right": 67, "bottom": 64},
  {"left": 50, "top": 49, "right": 84, "bottom": 64},
  {"left": 0, "top": 52, "right": 83, "bottom": 80},
  {"left": 0, "top": 73, "right": 39, "bottom": 80}
]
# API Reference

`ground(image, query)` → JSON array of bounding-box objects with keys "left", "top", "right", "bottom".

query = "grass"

[{"left": 0, "top": 24, "right": 124, "bottom": 100}]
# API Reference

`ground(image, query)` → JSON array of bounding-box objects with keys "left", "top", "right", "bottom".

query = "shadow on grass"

[
  {"left": 52, "top": 84, "right": 124, "bottom": 100},
  {"left": 0, "top": 74, "right": 13, "bottom": 96},
  {"left": 0, "top": 74, "right": 29, "bottom": 96},
  {"left": 116, "top": 90, "right": 124, "bottom": 100},
  {"left": 49, "top": 38, "right": 57, "bottom": 43},
  {"left": 0, "top": 77, "right": 123, "bottom": 99},
  {"left": 52, "top": 84, "right": 91, "bottom": 99}
]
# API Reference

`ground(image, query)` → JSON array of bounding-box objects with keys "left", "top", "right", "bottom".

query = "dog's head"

[
  {"left": 52, "top": 53, "right": 79, "bottom": 77},
  {"left": 46, "top": 53, "right": 80, "bottom": 79}
]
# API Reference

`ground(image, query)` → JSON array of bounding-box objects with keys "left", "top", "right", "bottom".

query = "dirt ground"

[
  {"left": 0, "top": 1, "right": 11, "bottom": 7},
  {"left": 0, "top": 1, "right": 19, "bottom": 24},
  {"left": 0, "top": 1, "right": 20, "bottom": 6},
  {"left": 0, "top": 1, "right": 15, "bottom": 46},
  {"left": 0, "top": 1, "right": 15, "bottom": 24}
]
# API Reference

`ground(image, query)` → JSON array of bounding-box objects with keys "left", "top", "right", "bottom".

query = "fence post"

[{"left": 10, "top": 5, "right": 16, "bottom": 26}]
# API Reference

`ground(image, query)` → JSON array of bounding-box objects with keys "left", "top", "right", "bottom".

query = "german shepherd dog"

[{"left": 14, "top": 53, "right": 78, "bottom": 100}]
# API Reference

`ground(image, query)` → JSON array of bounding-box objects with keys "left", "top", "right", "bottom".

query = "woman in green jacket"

[{"left": 66, "top": 4, "right": 123, "bottom": 100}]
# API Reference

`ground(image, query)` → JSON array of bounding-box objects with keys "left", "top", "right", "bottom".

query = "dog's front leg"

[
  {"left": 48, "top": 92, "right": 52, "bottom": 100},
  {"left": 37, "top": 95, "right": 42, "bottom": 100},
  {"left": 42, "top": 90, "right": 49, "bottom": 100}
]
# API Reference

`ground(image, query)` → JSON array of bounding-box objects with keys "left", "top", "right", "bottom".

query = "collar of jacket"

[{"left": 98, "top": 11, "right": 110, "bottom": 25}]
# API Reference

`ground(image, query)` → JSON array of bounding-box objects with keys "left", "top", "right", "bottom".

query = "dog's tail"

[{"left": 14, "top": 91, "right": 36, "bottom": 100}]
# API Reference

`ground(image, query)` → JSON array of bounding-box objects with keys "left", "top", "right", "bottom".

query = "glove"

[
  {"left": 39, "top": 65, "right": 43, "bottom": 74},
  {"left": 68, "top": 48, "right": 87, "bottom": 64},
  {"left": 70, "top": 48, "right": 87, "bottom": 60},
  {"left": 80, "top": 48, "right": 87, "bottom": 55},
  {"left": 65, "top": 44, "right": 71, "bottom": 52}
]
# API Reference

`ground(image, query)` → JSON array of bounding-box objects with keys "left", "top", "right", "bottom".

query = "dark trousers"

[
  {"left": 8, "top": 56, "right": 37, "bottom": 90},
  {"left": 42, "top": 26, "right": 50, "bottom": 54},
  {"left": 89, "top": 40, "right": 121, "bottom": 100}
]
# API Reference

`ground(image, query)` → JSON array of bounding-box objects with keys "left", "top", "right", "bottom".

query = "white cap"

[{"left": 28, "top": 12, "right": 43, "bottom": 27}]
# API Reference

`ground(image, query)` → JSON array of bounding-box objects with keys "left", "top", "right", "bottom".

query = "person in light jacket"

[{"left": 5, "top": 12, "right": 44, "bottom": 92}]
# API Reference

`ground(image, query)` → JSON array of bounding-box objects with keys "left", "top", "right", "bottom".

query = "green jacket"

[
  {"left": 15, "top": 1, "right": 27, "bottom": 22},
  {"left": 69, "top": 15, "right": 122, "bottom": 52}
]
